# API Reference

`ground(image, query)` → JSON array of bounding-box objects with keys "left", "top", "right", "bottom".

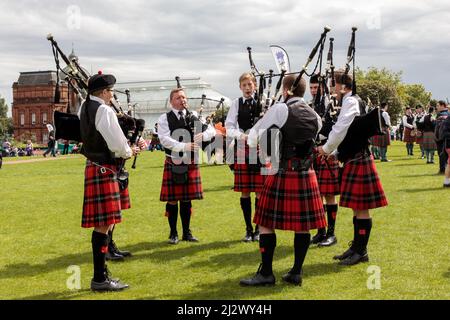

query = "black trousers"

[{"left": 437, "top": 141, "right": 448, "bottom": 172}]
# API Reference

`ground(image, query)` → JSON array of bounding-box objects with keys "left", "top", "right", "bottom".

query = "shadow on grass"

[
  {"left": 444, "top": 269, "right": 450, "bottom": 278},
  {"left": 17, "top": 289, "right": 93, "bottom": 300},
  {"left": 392, "top": 162, "right": 427, "bottom": 167},
  {"left": 400, "top": 187, "right": 445, "bottom": 193},
  {"left": 396, "top": 173, "right": 438, "bottom": 178},
  {"left": 0, "top": 241, "right": 166, "bottom": 280},
  {"left": 134, "top": 240, "right": 243, "bottom": 263},
  {"left": 203, "top": 185, "right": 235, "bottom": 193},
  {"left": 164, "top": 262, "right": 344, "bottom": 300}
]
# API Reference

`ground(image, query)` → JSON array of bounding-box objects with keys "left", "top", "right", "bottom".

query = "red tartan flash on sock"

[
  {"left": 332, "top": 212, "right": 337, "bottom": 219},
  {"left": 101, "top": 246, "right": 108, "bottom": 253},
  {"left": 259, "top": 247, "right": 265, "bottom": 253},
  {"left": 359, "top": 229, "right": 367, "bottom": 235}
]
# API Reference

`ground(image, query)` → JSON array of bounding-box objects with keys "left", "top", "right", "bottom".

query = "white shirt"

[
  {"left": 322, "top": 92, "right": 360, "bottom": 154},
  {"left": 248, "top": 97, "right": 322, "bottom": 148},
  {"left": 225, "top": 97, "right": 256, "bottom": 139},
  {"left": 402, "top": 115, "right": 414, "bottom": 129},
  {"left": 382, "top": 110, "right": 391, "bottom": 127},
  {"left": 157, "top": 107, "right": 216, "bottom": 153},
  {"left": 78, "top": 95, "right": 132, "bottom": 159}
]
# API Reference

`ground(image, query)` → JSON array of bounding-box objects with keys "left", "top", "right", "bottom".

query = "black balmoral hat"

[{"left": 88, "top": 71, "right": 116, "bottom": 93}]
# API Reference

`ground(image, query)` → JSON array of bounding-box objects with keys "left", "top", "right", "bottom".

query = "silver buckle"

[{"left": 100, "top": 167, "right": 107, "bottom": 174}]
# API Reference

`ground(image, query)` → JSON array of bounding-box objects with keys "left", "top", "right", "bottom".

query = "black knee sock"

[
  {"left": 292, "top": 233, "right": 311, "bottom": 274},
  {"left": 259, "top": 233, "right": 276, "bottom": 276},
  {"left": 240, "top": 197, "right": 253, "bottom": 232},
  {"left": 107, "top": 225, "right": 115, "bottom": 245},
  {"left": 180, "top": 201, "right": 192, "bottom": 235},
  {"left": 350, "top": 216, "right": 357, "bottom": 250},
  {"left": 92, "top": 231, "right": 109, "bottom": 282},
  {"left": 326, "top": 204, "right": 338, "bottom": 236},
  {"left": 355, "top": 218, "right": 372, "bottom": 255},
  {"left": 166, "top": 203, "right": 178, "bottom": 235}
]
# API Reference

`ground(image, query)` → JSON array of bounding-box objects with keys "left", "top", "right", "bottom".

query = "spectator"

[
  {"left": 63, "top": 140, "right": 70, "bottom": 155},
  {"left": 43, "top": 135, "right": 56, "bottom": 157},
  {"left": 26, "top": 140, "right": 34, "bottom": 156}
]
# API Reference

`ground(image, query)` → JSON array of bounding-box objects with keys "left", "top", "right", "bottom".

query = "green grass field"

[{"left": 0, "top": 141, "right": 449, "bottom": 300}]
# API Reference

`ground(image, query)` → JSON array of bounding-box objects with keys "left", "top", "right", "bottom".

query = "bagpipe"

[
  {"left": 335, "top": 27, "right": 385, "bottom": 162},
  {"left": 48, "top": 34, "right": 145, "bottom": 168}
]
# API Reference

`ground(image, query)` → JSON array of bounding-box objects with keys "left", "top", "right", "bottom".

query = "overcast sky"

[{"left": 1, "top": 0, "right": 450, "bottom": 115}]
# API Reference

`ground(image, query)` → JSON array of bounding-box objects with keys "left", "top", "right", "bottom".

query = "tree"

[
  {"left": 0, "top": 95, "right": 14, "bottom": 140},
  {"left": 399, "top": 83, "right": 432, "bottom": 108},
  {"left": 356, "top": 67, "right": 404, "bottom": 125}
]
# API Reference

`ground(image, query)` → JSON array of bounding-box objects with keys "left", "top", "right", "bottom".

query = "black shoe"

[
  {"left": 182, "top": 231, "right": 199, "bottom": 242},
  {"left": 318, "top": 235, "right": 337, "bottom": 247},
  {"left": 168, "top": 233, "right": 179, "bottom": 245},
  {"left": 252, "top": 230, "right": 260, "bottom": 242},
  {"left": 333, "top": 241, "right": 354, "bottom": 260},
  {"left": 338, "top": 252, "right": 369, "bottom": 266},
  {"left": 110, "top": 240, "right": 131, "bottom": 257},
  {"left": 240, "top": 265, "right": 275, "bottom": 286},
  {"left": 242, "top": 230, "right": 253, "bottom": 242},
  {"left": 310, "top": 232, "right": 326, "bottom": 245},
  {"left": 282, "top": 271, "right": 302, "bottom": 286},
  {"left": 443, "top": 184, "right": 450, "bottom": 188},
  {"left": 105, "top": 251, "right": 125, "bottom": 261},
  {"left": 91, "top": 278, "right": 129, "bottom": 291}
]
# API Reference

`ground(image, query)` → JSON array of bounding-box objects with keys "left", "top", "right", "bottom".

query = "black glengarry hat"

[{"left": 88, "top": 71, "right": 116, "bottom": 93}]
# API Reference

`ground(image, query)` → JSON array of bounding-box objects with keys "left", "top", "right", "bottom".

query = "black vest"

[
  {"left": 79, "top": 99, "right": 115, "bottom": 163},
  {"left": 406, "top": 115, "right": 414, "bottom": 125},
  {"left": 165, "top": 110, "right": 195, "bottom": 158},
  {"left": 237, "top": 98, "right": 258, "bottom": 132},
  {"left": 280, "top": 99, "right": 319, "bottom": 160}
]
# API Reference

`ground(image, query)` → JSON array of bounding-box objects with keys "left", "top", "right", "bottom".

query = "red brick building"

[{"left": 12, "top": 71, "right": 78, "bottom": 144}]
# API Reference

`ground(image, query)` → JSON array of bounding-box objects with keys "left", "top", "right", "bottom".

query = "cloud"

[{"left": 1, "top": 0, "right": 449, "bottom": 115}]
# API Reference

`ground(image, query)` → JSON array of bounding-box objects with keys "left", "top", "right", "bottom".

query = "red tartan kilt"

[
  {"left": 82, "top": 162, "right": 130, "bottom": 228},
  {"left": 371, "top": 129, "right": 390, "bottom": 147},
  {"left": 421, "top": 131, "right": 437, "bottom": 150},
  {"left": 233, "top": 163, "right": 266, "bottom": 193},
  {"left": 403, "top": 128, "right": 416, "bottom": 143},
  {"left": 314, "top": 156, "right": 340, "bottom": 196},
  {"left": 340, "top": 155, "right": 388, "bottom": 210},
  {"left": 160, "top": 158, "right": 203, "bottom": 202},
  {"left": 415, "top": 131, "right": 424, "bottom": 145},
  {"left": 254, "top": 166, "right": 327, "bottom": 232}
]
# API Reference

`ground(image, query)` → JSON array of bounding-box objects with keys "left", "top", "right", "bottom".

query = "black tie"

[{"left": 178, "top": 110, "right": 186, "bottom": 126}]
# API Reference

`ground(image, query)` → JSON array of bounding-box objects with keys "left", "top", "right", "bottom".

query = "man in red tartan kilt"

[
  {"left": 309, "top": 74, "right": 340, "bottom": 247},
  {"left": 225, "top": 72, "right": 266, "bottom": 242},
  {"left": 158, "top": 88, "right": 216, "bottom": 245},
  {"left": 318, "top": 70, "right": 388, "bottom": 266},
  {"left": 240, "top": 75, "right": 326, "bottom": 287},
  {"left": 79, "top": 72, "right": 144, "bottom": 291}
]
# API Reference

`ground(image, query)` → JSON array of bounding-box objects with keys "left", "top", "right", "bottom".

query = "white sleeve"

[
  {"left": 95, "top": 105, "right": 132, "bottom": 159},
  {"left": 202, "top": 124, "right": 217, "bottom": 141},
  {"left": 383, "top": 112, "right": 391, "bottom": 127},
  {"left": 403, "top": 116, "right": 414, "bottom": 129},
  {"left": 225, "top": 99, "right": 245, "bottom": 139},
  {"left": 248, "top": 103, "right": 289, "bottom": 148},
  {"left": 322, "top": 97, "right": 359, "bottom": 154},
  {"left": 157, "top": 113, "right": 187, "bottom": 152}
]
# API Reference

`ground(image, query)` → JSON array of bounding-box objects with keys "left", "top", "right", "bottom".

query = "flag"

[{"left": 270, "top": 45, "right": 290, "bottom": 73}]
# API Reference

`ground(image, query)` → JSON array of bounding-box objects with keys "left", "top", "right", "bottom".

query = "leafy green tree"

[
  {"left": 356, "top": 67, "right": 404, "bottom": 124},
  {"left": 0, "top": 95, "right": 14, "bottom": 140}
]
